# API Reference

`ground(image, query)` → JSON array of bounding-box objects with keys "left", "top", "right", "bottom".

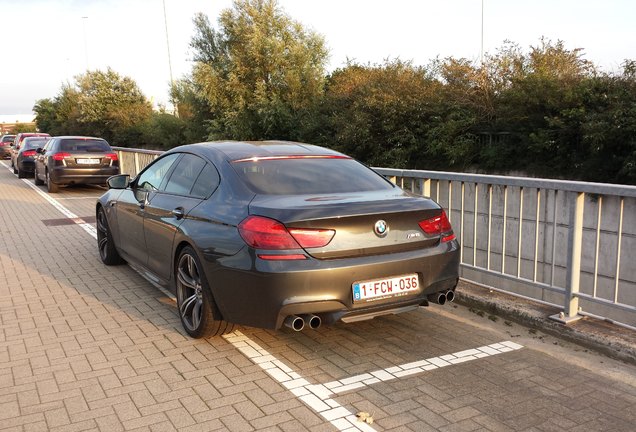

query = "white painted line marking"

[
  {"left": 1, "top": 161, "right": 98, "bottom": 239},
  {"left": 324, "top": 341, "right": 524, "bottom": 394},
  {"left": 224, "top": 330, "right": 370, "bottom": 431}
]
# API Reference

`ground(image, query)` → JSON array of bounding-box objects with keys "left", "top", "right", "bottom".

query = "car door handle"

[{"left": 172, "top": 207, "right": 185, "bottom": 220}]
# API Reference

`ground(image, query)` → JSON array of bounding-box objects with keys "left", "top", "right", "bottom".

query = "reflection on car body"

[{"left": 96, "top": 141, "right": 460, "bottom": 338}]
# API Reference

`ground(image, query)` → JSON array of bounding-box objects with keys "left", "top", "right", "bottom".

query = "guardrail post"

[
  {"left": 551, "top": 191, "right": 584, "bottom": 324},
  {"left": 423, "top": 179, "right": 431, "bottom": 197}
]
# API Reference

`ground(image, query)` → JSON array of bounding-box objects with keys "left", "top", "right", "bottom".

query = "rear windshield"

[
  {"left": 232, "top": 158, "right": 394, "bottom": 195},
  {"left": 1, "top": 135, "right": 15, "bottom": 143},
  {"left": 22, "top": 138, "right": 49, "bottom": 150},
  {"left": 59, "top": 139, "right": 111, "bottom": 152}
]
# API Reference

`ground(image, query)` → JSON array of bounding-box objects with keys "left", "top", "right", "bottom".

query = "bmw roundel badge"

[{"left": 374, "top": 220, "right": 388, "bottom": 237}]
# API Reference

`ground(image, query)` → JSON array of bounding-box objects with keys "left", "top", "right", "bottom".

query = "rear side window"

[
  {"left": 232, "top": 158, "right": 395, "bottom": 195},
  {"left": 164, "top": 154, "right": 206, "bottom": 196},
  {"left": 190, "top": 164, "right": 220, "bottom": 198},
  {"left": 60, "top": 139, "right": 110, "bottom": 152}
]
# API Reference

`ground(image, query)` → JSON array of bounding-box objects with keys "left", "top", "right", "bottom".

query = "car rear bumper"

[
  {"left": 207, "top": 240, "right": 460, "bottom": 329},
  {"left": 18, "top": 159, "right": 35, "bottom": 172},
  {"left": 49, "top": 166, "right": 120, "bottom": 185}
]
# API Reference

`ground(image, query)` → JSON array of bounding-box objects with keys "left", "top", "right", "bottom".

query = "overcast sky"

[{"left": 1, "top": 0, "right": 635, "bottom": 118}]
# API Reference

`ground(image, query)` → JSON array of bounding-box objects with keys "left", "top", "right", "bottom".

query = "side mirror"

[
  {"left": 107, "top": 174, "right": 130, "bottom": 189},
  {"left": 36, "top": 148, "right": 43, "bottom": 154}
]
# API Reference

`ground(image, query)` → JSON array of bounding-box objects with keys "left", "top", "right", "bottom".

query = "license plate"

[
  {"left": 352, "top": 274, "right": 419, "bottom": 302},
  {"left": 76, "top": 158, "right": 99, "bottom": 165}
]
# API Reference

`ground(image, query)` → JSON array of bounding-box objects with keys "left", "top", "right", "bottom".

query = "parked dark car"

[
  {"left": 10, "top": 132, "right": 50, "bottom": 164},
  {"left": 96, "top": 141, "right": 460, "bottom": 338},
  {"left": 12, "top": 136, "right": 50, "bottom": 178},
  {"left": 34, "top": 136, "right": 120, "bottom": 192},
  {"left": 1, "top": 134, "right": 16, "bottom": 159}
]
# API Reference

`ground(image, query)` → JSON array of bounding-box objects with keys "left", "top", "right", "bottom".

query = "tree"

[
  {"left": 188, "top": 0, "right": 328, "bottom": 140},
  {"left": 75, "top": 68, "right": 152, "bottom": 145}
]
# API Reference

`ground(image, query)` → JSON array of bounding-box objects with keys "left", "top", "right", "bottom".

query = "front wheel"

[
  {"left": 96, "top": 207, "right": 125, "bottom": 265},
  {"left": 176, "top": 246, "right": 234, "bottom": 338}
]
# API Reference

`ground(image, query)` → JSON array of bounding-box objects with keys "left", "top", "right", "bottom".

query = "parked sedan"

[
  {"left": 34, "top": 136, "right": 120, "bottom": 192},
  {"left": 10, "top": 132, "right": 50, "bottom": 164},
  {"left": 1, "top": 134, "right": 15, "bottom": 159},
  {"left": 12, "top": 136, "right": 50, "bottom": 178},
  {"left": 97, "top": 141, "right": 460, "bottom": 338}
]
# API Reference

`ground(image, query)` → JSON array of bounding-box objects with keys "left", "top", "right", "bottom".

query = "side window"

[
  {"left": 190, "top": 163, "right": 220, "bottom": 199},
  {"left": 164, "top": 154, "right": 206, "bottom": 196},
  {"left": 137, "top": 154, "right": 180, "bottom": 192}
]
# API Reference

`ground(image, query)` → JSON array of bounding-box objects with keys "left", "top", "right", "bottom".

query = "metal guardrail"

[
  {"left": 112, "top": 147, "right": 635, "bottom": 327},
  {"left": 375, "top": 168, "right": 636, "bottom": 328},
  {"left": 113, "top": 146, "right": 162, "bottom": 179}
]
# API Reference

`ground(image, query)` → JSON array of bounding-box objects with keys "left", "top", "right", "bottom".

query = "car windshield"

[
  {"left": 60, "top": 139, "right": 110, "bottom": 152},
  {"left": 232, "top": 157, "right": 395, "bottom": 195},
  {"left": 1, "top": 136, "right": 15, "bottom": 143}
]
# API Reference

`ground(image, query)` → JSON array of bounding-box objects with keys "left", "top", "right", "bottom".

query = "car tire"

[
  {"left": 17, "top": 166, "right": 26, "bottom": 178},
  {"left": 46, "top": 171, "right": 59, "bottom": 193},
  {"left": 13, "top": 163, "right": 17, "bottom": 174},
  {"left": 176, "top": 246, "right": 235, "bottom": 338},
  {"left": 96, "top": 207, "right": 125, "bottom": 266},
  {"left": 34, "top": 170, "right": 44, "bottom": 185}
]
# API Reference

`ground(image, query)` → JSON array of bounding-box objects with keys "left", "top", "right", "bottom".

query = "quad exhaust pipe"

[{"left": 284, "top": 314, "right": 322, "bottom": 331}]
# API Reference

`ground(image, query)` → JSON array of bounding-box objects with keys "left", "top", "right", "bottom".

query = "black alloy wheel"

[
  {"left": 176, "top": 246, "right": 234, "bottom": 338},
  {"left": 96, "top": 207, "right": 124, "bottom": 265}
]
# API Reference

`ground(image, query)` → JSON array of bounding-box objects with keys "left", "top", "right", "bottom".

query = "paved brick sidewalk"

[{"left": 1, "top": 163, "right": 635, "bottom": 431}]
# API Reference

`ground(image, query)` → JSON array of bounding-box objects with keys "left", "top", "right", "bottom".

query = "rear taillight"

[
  {"left": 239, "top": 216, "right": 301, "bottom": 250},
  {"left": 238, "top": 216, "right": 335, "bottom": 258},
  {"left": 22, "top": 150, "right": 36, "bottom": 157},
  {"left": 418, "top": 210, "right": 455, "bottom": 242},
  {"left": 52, "top": 152, "right": 71, "bottom": 161},
  {"left": 288, "top": 228, "right": 335, "bottom": 248},
  {"left": 105, "top": 153, "right": 118, "bottom": 161}
]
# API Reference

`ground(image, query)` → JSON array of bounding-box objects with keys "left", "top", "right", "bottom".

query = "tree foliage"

[{"left": 188, "top": 0, "right": 328, "bottom": 140}]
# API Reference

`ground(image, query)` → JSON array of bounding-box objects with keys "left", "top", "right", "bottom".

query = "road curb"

[{"left": 455, "top": 280, "right": 636, "bottom": 366}]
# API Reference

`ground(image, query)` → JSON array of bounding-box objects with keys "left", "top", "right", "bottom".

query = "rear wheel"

[
  {"left": 46, "top": 170, "right": 59, "bottom": 193},
  {"left": 12, "top": 163, "right": 17, "bottom": 174},
  {"left": 176, "top": 246, "right": 234, "bottom": 338},
  {"left": 17, "top": 166, "right": 26, "bottom": 178},
  {"left": 96, "top": 207, "right": 124, "bottom": 265}
]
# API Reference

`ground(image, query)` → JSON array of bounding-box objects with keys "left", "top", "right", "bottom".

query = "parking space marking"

[
  {"left": 2, "top": 160, "right": 525, "bottom": 431},
  {"left": 225, "top": 329, "right": 524, "bottom": 431},
  {"left": 224, "top": 330, "right": 376, "bottom": 432},
  {"left": 323, "top": 341, "right": 524, "bottom": 394}
]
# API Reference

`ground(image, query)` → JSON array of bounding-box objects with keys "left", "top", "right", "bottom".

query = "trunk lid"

[{"left": 248, "top": 190, "right": 445, "bottom": 259}]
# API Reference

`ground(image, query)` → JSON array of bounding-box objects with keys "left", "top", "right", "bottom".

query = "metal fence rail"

[
  {"left": 112, "top": 147, "right": 635, "bottom": 327},
  {"left": 375, "top": 168, "right": 636, "bottom": 328}
]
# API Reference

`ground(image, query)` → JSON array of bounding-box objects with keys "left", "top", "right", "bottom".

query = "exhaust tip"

[
  {"left": 303, "top": 314, "right": 321, "bottom": 329},
  {"left": 284, "top": 315, "right": 305, "bottom": 332},
  {"left": 427, "top": 292, "right": 447, "bottom": 305},
  {"left": 445, "top": 290, "right": 455, "bottom": 303}
]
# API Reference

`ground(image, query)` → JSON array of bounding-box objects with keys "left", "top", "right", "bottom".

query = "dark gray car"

[
  {"left": 96, "top": 141, "right": 460, "bottom": 338},
  {"left": 12, "top": 136, "right": 50, "bottom": 178},
  {"left": 34, "top": 136, "right": 120, "bottom": 192}
]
